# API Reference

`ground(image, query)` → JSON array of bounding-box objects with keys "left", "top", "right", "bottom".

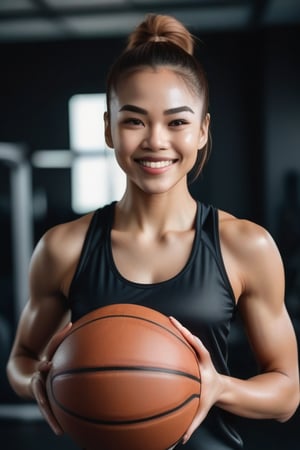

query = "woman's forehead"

[{"left": 110, "top": 67, "right": 202, "bottom": 109}]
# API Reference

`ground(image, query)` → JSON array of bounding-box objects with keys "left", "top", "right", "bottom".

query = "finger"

[
  {"left": 166, "top": 436, "right": 183, "bottom": 449},
  {"left": 169, "top": 316, "right": 205, "bottom": 355},
  {"left": 37, "top": 360, "right": 52, "bottom": 374},
  {"left": 31, "top": 374, "right": 64, "bottom": 435},
  {"left": 181, "top": 407, "right": 209, "bottom": 445},
  {"left": 169, "top": 316, "right": 193, "bottom": 340}
]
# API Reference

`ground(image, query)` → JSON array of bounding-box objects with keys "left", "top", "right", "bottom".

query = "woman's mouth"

[{"left": 136, "top": 159, "right": 176, "bottom": 169}]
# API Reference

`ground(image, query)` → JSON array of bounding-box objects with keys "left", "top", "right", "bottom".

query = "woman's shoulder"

[
  {"left": 29, "top": 212, "right": 96, "bottom": 296},
  {"left": 31, "top": 212, "right": 94, "bottom": 272},
  {"left": 217, "top": 209, "right": 284, "bottom": 300},
  {"left": 43, "top": 212, "right": 94, "bottom": 250},
  {"left": 218, "top": 209, "right": 278, "bottom": 257}
]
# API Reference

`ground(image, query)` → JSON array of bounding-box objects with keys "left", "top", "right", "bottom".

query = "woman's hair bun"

[{"left": 126, "top": 14, "right": 194, "bottom": 55}]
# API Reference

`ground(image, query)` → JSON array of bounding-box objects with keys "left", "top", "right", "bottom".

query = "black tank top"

[{"left": 68, "top": 201, "right": 243, "bottom": 450}]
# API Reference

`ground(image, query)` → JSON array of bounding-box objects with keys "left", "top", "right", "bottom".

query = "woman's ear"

[
  {"left": 104, "top": 112, "right": 114, "bottom": 148},
  {"left": 198, "top": 113, "right": 210, "bottom": 150}
]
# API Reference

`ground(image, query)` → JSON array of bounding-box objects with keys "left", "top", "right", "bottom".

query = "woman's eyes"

[
  {"left": 122, "top": 118, "right": 189, "bottom": 127},
  {"left": 169, "top": 119, "right": 188, "bottom": 127},
  {"left": 123, "top": 118, "right": 144, "bottom": 126}
]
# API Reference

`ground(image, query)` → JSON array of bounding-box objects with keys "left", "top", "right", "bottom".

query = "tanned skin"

[{"left": 7, "top": 68, "right": 299, "bottom": 443}]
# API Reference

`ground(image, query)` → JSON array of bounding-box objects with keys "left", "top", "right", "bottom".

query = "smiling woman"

[
  {"left": 6, "top": 12, "right": 299, "bottom": 450},
  {"left": 104, "top": 66, "right": 209, "bottom": 196}
]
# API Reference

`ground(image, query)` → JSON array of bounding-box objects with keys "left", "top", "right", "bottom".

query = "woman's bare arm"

[
  {"left": 6, "top": 215, "right": 92, "bottom": 433},
  {"left": 171, "top": 217, "right": 299, "bottom": 444},
  {"left": 217, "top": 219, "right": 299, "bottom": 421}
]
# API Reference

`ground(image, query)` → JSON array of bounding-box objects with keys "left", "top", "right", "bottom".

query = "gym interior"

[{"left": 0, "top": 1, "right": 300, "bottom": 449}]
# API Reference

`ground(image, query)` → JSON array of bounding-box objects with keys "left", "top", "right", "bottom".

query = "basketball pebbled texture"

[{"left": 46, "top": 303, "right": 201, "bottom": 450}]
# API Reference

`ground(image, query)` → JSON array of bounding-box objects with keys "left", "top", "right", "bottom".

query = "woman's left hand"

[
  {"left": 31, "top": 322, "right": 72, "bottom": 435},
  {"left": 169, "top": 316, "right": 224, "bottom": 445}
]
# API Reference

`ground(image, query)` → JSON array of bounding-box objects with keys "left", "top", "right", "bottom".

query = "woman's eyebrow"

[
  {"left": 119, "top": 104, "right": 147, "bottom": 114},
  {"left": 119, "top": 105, "right": 195, "bottom": 115},
  {"left": 164, "top": 106, "right": 195, "bottom": 115}
]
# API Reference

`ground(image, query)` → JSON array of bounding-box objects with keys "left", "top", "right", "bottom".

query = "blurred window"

[{"left": 69, "top": 93, "right": 125, "bottom": 214}]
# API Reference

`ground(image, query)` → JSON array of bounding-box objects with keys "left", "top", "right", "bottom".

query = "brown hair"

[
  {"left": 125, "top": 14, "right": 194, "bottom": 55},
  {"left": 106, "top": 14, "right": 211, "bottom": 180}
]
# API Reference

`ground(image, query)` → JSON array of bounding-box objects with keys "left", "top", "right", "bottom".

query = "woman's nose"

[{"left": 142, "top": 125, "right": 169, "bottom": 151}]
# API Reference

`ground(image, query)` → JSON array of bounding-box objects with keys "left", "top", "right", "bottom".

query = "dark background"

[{"left": 0, "top": 1, "right": 300, "bottom": 449}]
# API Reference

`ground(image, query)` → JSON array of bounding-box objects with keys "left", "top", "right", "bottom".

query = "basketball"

[{"left": 46, "top": 303, "right": 201, "bottom": 450}]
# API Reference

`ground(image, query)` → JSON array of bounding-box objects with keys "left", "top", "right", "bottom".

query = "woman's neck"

[{"left": 115, "top": 187, "right": 197, "bottom": 236}]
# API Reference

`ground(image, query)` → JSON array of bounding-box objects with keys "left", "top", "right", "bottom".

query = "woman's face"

[{"left": 105, "top": 67, "right": 209, "bottom": 196}]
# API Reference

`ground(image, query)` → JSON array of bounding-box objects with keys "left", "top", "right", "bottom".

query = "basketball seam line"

[
  {"left": 50, "top": 393, "right": 200, "bottom": 425},
  {"left": 66, "top": 313, "right": 198, "bottom": 357},
  {"left": 51, "top": 365, "right": 201, "bottom": 383}
]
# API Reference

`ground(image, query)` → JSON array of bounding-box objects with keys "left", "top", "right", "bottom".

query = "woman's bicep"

[
  {"left": 238, "top": 231, "right": 298, "bottom": 382},
  {"left": 11, "top": 231, "right": 71, "bottom": 361}
]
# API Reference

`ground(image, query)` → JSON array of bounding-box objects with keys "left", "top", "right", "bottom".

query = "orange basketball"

[{"left": 46, "top": 303, "right": 201, "bottom": 450}]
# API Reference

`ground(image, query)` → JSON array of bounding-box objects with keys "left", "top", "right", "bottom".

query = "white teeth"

[{"left": 139, "top": 160, "right": 173, "bottom": 168}]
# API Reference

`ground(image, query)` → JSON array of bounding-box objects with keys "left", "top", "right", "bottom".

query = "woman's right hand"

[{"left": 30, "top": 322, "right": 72, "bottom": 435}]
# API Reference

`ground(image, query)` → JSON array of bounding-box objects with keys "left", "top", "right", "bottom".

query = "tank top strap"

[
  {"left": 199, "top": 203, "right": 236, "bottom": 302},
  {"left": 69, "top": 202, "right": 116, "bottom": 294},
  {"left": 199, "top": 202, "right": 218, "bottom": 251}
]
